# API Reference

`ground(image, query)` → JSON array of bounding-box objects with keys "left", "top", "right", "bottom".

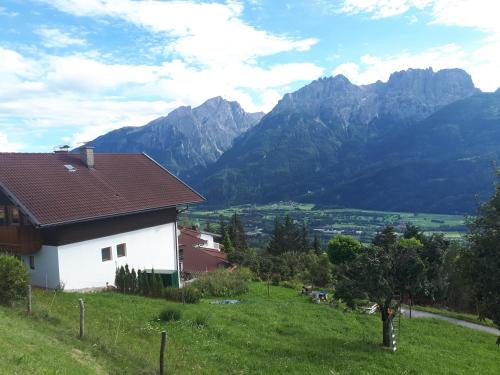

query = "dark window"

[
  {"left": 101, "top": 247, "right": 112, "bottom": 262},
  {"left": 0, "top": 206, "right": 5, "bottom": 225},
  {"left": 29, "top": 255, "right": 35, "bottom": 270},
  {"left": 9, "top": 207, "right": 20, "bottom": 225},
  {"left": 116, "top": 243, "right": 126, "bottom": 257}
]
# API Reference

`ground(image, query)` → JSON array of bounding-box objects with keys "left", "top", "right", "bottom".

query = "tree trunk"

[{"left": 381, "top": 301, "right": 393, "bottom": 348}]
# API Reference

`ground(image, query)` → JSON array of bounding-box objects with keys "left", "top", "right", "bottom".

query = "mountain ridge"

[{"left": 88, "top": 97, "right": 264, "bottom": 176}]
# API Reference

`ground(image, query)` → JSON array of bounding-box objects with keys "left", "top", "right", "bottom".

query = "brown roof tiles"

[{"left": 0, "top": 152, "right": 204, "bottom": 226}]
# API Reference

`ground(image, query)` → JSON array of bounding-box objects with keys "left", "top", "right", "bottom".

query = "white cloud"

[
  {"left": 0, "top": 132, "right": 23, "bottom": 152},
  {"left": 336, "top": 0, "right": 500, "bottom": 34},
  {"left": 35, "top": 27, "right": 87, "bottom": 48},
  {"left": 333, "top": 43, "right": 500, "bottom": 92},
  {"left": 41, "top": 0, "right": 318, "bottom": 66},
  {"left": 333, "top": 0, "right": 500, "bottom": 92},
  {"left": 0, "top": 0, "right": 322, "bottom": 150}
]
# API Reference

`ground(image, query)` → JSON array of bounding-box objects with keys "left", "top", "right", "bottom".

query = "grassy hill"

[{"left": 1, "top": 283, "right": 498, "bottom": 374}]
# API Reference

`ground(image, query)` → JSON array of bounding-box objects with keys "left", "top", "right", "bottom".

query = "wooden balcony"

[{"left": 0, "top": 226, "right": 42, "bottom": 255}]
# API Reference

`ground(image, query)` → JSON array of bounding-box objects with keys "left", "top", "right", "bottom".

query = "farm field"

[
  {"left": 188, "top": 203, "right": 467, "bottom": 246},
  {"left": 1, "top": 283, "right": 498, "bottom": 375}
]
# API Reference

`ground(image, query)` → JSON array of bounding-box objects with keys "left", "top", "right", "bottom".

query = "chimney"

[{"left": 80, "top": 146, "right": 95, "bottom": 169}]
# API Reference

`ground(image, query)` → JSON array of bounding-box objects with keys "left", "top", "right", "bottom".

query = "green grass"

[
  {"left": 1, "top": 283, "right": 499, "bottom": 374},
  {"left": 411, "top": 305, "right": 497, "bottom": 329}
]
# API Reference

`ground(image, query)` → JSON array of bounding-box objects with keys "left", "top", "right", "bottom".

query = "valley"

[{"left": 188, "top": 203, "right": 466, "bottom": 247}]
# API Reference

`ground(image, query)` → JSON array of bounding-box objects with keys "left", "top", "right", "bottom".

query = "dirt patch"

[{"left": 71, "top": 348, "right": 108, "bottom": 374}]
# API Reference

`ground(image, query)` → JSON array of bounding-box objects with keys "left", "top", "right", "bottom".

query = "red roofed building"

[
  {"left": 0, "top": 147, "right": 204, "bottom": 290},
  {"left": 178, "top": 226, "right": 232, "bottom": 279}
]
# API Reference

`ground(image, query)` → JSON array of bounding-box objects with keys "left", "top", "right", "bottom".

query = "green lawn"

[{"left": 1, "top": 283, "right": 498, "bottom": 374}]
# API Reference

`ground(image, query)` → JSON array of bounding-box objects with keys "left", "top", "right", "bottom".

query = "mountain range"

[
  {"left": 88, "top": 96, "right": 264, "bottom": 177},
  {"left": 88, "top": 68, "right": 500, "bottom": 214}
]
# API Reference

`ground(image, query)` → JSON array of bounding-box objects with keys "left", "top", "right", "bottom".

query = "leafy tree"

[
  {"left": 0, "top": 253, "right": 29, "bottom": 305},
  {"left": 403, "top": 223, "right": 424, "bottom": 241},
  {"left": 308, "top": 253, "right": 333, "bottom": 287},
  {"left": 395, "top": 238, "right": 426, "bottom": 317},
  {"left": 327, "top": 235, "right": 363, "bottom": 265},
  {"left": 339, "top": 240, "right": 425, "bottom": 347},
  {"left": 463, "top": 175, "right": 500, "bottom": 337},
  {"left": 418, "top": 233, "right": 450, "bottom": 303},
  {"left": 372, "top": 226, "right": 397, "bottom": 250}
]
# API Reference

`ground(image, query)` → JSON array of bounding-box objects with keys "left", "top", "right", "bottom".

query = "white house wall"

[
  {"left": 22, "top": 245, "right": 60, "bottom": 289},
  {"left": 57, "top": 222, "right": 177, "bottom": 290}
]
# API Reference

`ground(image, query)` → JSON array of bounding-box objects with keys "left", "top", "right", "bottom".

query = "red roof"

[
  {"left": 182, "top": 247, "right": 230, "bottom": 273},
  {"left": 179, "top": 227, "right": 230, "bottom": 273},
  {"left": 0, "top": 152, "right": 204, "bottom": 227}
]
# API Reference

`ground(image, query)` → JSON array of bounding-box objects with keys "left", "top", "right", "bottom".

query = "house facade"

[{"left": 0, "top": 148, "right": 204, "bottom": 290}]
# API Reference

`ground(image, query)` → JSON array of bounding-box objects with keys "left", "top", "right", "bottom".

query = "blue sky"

[{"left": 0, "top": 0, "right": 499, "bottom": 152}]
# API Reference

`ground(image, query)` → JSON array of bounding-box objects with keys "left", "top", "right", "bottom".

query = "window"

[
  {"left": 9, "top": 207, "right": 20, "bottom": 225},
  {"left": 116, "top": 243, "right": 127, "bottom": 258},
  {"left": 101, "top": 247, "right": 112, "bottom": 262},
  {"left": 0, "top": 206, "right": 5, "bottom": 225},
  {"left": 29, "top": 255, "right": 35, "bottom": 270}
]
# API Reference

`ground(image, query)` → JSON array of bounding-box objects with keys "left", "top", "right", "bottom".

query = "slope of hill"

[
  {"left": 1, "top": 284, "right": 499, "bottom": 374},
  {"left": 197, "top": 68, "right": 491, "bottom": 213},
  {"left": 88, "top": 97, "right": 264, "bottom": 177}
]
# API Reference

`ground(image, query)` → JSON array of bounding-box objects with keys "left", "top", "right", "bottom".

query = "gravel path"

[{"left": 401, "top": 308, "right": 500, "bottom": 336}]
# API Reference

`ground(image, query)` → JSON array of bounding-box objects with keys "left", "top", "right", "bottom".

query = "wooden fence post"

[
  {"left": 27, "top": 285, "right": 32, "bottom": 314},
  {"left": 79, "top": 299, "right": 85, "bottom": 339},
  {"left": 160, "top": 331, "right": 167, "bottom": 375}
]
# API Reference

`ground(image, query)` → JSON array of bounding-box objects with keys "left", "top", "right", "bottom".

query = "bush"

[
  {"left": 192, "top": 268, "right": 251, "bottom": 297},
  {"left": 0, "top": 253, "right": 29, "bottom": 305},
  {"left": 158, "top": 307, "right": 181, "bottom": 322},
  {"left": 194, "top": 314, "right": 209, "bottom": 328},
  {"left": 163, "top": 286, "right": 200, "bottom": 304}
]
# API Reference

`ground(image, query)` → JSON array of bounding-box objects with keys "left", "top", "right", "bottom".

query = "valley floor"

[{"left": 0, "top": 283, "right": 498, "bottom": 375}]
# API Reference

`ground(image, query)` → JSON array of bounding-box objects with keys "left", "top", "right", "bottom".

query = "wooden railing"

[{"left": 0, "top": 226, "right": 42, "bottom": 254}]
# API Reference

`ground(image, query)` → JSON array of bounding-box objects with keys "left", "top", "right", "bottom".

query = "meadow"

[{"left": 1, "top": 283, "right": 498, "bottom": 374}]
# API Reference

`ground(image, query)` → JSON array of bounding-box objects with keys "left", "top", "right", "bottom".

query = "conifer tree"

[{"left": 313, "top": 233, "right": 322, "bottom": 254}]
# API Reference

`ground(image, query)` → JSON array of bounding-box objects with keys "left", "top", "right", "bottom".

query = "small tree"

[
  {"left": 327, "top": 235, "right": 363, "bottom": 265},
  {"left": 0, "top": 253, "right": 29, "bottom": 305},
  {"left": 340, "top": 232, "right": 426, "bottom": 348}
]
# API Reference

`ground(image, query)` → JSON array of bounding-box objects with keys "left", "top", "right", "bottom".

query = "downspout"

[{"left": 175, "top": 205, "right": 188, "bottom": 288}]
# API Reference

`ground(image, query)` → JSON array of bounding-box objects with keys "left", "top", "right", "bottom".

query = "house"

[
  {"left": 178, "top": 226, "right": 232, "bottom": 279},
  {"left": 0, "top": 147, "right": 204, "bottom": 290}
]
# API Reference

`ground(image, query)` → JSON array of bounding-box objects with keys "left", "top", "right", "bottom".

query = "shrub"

[
  {"left": 158, "top": 307, "right": 181, "bottom": 322},
  {"left": 163, "top": 286, "right": 200, "bottom": 304},
  {"left": 192, "top": 268, "right": 251, "bottom": 297},
  {"left": 0, "top": 253, "right": 29, "bottom": 305},
  {"left": 194, "top": 314, "right": 209, "bottom": 328}
]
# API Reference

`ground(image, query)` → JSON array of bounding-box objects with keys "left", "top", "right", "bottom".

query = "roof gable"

[{"left": 0, "top": 152, "right": 204, "bottom": 226}]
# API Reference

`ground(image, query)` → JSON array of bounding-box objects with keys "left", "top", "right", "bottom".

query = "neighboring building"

[
  {"left": 178, "top": 226, "right": 232, "bottom": 279},
  {"left": 0, "top": 147, "right": 204, "bottom": 290}
]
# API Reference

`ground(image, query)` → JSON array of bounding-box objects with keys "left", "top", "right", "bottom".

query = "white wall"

[
  {"left": 57, "top": 222, "right": 177, "bottom": 290},
  {"left": 200, "top": 233, "right": 217, "bottom": 250},
  {"left": 22, "top": 245, "right": 60, "bottom": 289}
]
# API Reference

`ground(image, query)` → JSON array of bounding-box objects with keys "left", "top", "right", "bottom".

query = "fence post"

[
  {"left": 79, "top": 299, "right": 85, "bottom": 339},
  {"left": 160, "top": 331, "right": 167, "bottom": 375},
  {"left": 27, "top": 285, "right": 32, "bottom": 314}
]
